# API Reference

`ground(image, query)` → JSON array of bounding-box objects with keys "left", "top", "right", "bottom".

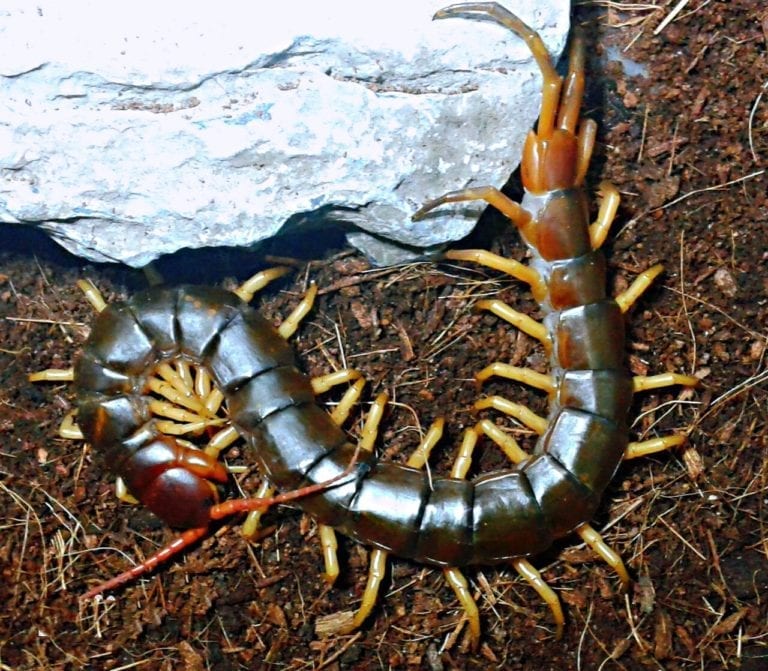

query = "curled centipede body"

[{"left": 32, "top": 2, "right": 698, "bottom": 647}]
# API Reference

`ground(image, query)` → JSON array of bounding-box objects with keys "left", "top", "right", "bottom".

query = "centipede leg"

[
  {"left": 624, "top": 435, "right": 687, "bottom": 460},
  {"left": 472, "top": 420, "right": 564, "bottom": 637},
  {"left": 444, "top": 248, "right": 547, "bottom": 302},
  {"left": 511, "top": 559, "right": 564, "bottom": 639},
  {"left": 474, "top": 299, "right": 550, "bottom": 347},
  {"left": 115, "top": 477, "right": 140, "bottom": 505},
  {"left": 324, "top": 392, "right": 390, "bottom": 634},
  {"left": 413, "top": 185, "right": 531, "bottom": 227},
  {"left": 574, "top": 522, "right": 630, "bottom": 587},
  {"left": 28, "top": 282, "right": 104, "bottom": 385},
  {"left": 234, "top": 266, "right": 291, "bottom": 303},
  {"left": 615, "top": 264, "right": 665, "bottom": 313},
  {"left": 77, "top": 278, "right": 107, "bottom": 312},
  {"left": 474, "top": 363, "right": 555, "bottom": 392},
  {"left": 633, "top": 372, "right": 699, "bottom": 393},
  {"left": 312, "top": 372, "right": 366, "bottom": 584},
  {"left": 626, "top": 371, "right": 698, "bottom": 459},
  {"left": 351, "top": 405, "right": 445, "bottom": 633},
  {"left": 589, "top": 181, "right": 620, "bottom": 250},
  {"left": 443, "top": 426, "right": 483, "bottom": 649},
  {"left": 475, "top": 395, "right": 548, "bottom": 435},
  {"left": 278, "top": 283, "right": 318, "bottom": 339},
  {"left": 59, "top": 410, "right": 83, "bottom": 440}
]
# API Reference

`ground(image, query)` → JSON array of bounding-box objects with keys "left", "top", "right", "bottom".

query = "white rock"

[{"left": 0, "top": 0, "right": 569, "bottom": 267}]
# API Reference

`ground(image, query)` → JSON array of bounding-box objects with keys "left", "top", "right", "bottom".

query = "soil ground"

[{"left": 1, "top": 2, "right": 767, "bottom": 669}]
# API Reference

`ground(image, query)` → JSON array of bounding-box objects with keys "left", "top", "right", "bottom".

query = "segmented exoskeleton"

[{"left": 31, "top": 2, "right": 698, "bottom": 647}]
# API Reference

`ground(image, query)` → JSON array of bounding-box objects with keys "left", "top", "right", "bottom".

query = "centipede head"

[
  {"left": 521, "top": 128, "right": 581, "bottom": 194},
  {"left": 120, "top": 435, "right": 231, "bottom": 529}
]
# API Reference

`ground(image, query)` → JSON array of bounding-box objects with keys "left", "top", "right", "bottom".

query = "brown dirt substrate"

[{"left": 1, "top": 2, "right": 767, "bottom": 669}]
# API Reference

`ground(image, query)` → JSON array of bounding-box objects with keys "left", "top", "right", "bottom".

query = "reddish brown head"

[{"left": 120, "top": 435, "right": 230, "bottom": 528}]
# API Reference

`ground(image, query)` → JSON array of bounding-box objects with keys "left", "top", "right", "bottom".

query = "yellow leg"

[
  {"left": 347, "top": 415, "right": 445, "bottom": 633},
  {"left": 278, "top": 283, "right": 318, "bottom": 340},
  {"left": 203, "top": 387, "right": 225, "bottom": 416},
  {"left": 28, "top": 368, "right": 74, "bottom": 383},
  {"left": 204, "top": 425, "right": 240, "bottom": 459},
  {"left": 347, "top": 548, "right": 388, "bottom": 632},
  {"left": 633, "top": 372, "right": 699, "bottom": 393},
  {"left": 475, "top": 363, "right": 554, "bottom": 393},
  {"left": 474, "top": 396, "right": 548, "bottom": 435},
  {"left": 76, "top": 278, "right": 107, "bottom": 312},
  {"left": 115, "top": 477, "right": 139, "bottom": 505},
  {"left": 318, "top": 525, "right": 340, "bottom": 586},
  {"left": 234, "top": 266, "right": 291, "bottom": 303},
  {"left": 153, "top": 362, "right": 195, "bottom": 400},
  {"left": 589, "top": 181, "right": 620, "bottom": 250},
  {"left": 512, "top": 558, "right": 565, "bottom": 639},
  {"left": 575, "top": 523, "right": 630, "bottom": 588},
  {"left": 329, "top": 377, "right": 366, "bottom": 427},
  {"left": 443, "top": 567, "right": 481, "bottom": 649},
  {"left": 615, "top": 264, "right": 665, "bottom": 313},
  {"left": 59, "top": 411, "right": 84, "bottom": 440},
  {"left": 451, "top": 424, "right": 479, "bottom": 480},
  {"left": 147, "top": 400, "right": 221, "bottom": 427},
  {"left": 474, "top": 299, "right": 550, "bottom": 347},
  {"left": 240, "top": 480, "right": 275, "bottom": 539},
  {"left": 625, "top": 434, "right": 687, "bottom": 460},
  {"left": 444, "top": 248, "right": 546, "bottom": 303},
  {"left": 311, "top": 369, "right": 363, "bottom": 395},
  {"left": 412, "top": 185, "right": 531, "bottom": 228},
  {"left": 474, "top": 419, "right": 528, "bottom": 464},
  {"left": 145, "top": 376, "right": 210, "bottom": 415}
]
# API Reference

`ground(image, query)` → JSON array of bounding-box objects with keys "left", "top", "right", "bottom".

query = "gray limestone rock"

[{"left": 0, "top": 0, "right": 569, "bottom": 266}]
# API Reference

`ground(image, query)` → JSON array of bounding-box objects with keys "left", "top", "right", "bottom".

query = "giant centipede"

[{"left": 31, "top": 3, "right": 698, "bottom": 646}]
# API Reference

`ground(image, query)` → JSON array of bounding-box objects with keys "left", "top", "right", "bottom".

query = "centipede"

[{"left": 31, "top": 2, "right": 698, "bottom": 647}]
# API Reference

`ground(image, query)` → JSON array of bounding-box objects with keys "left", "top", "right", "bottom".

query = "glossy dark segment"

[
  {"left": 524, "top": 454, "right": 599, "bottom": 538},
  {"left": 471, "top": 470, "right": 550, "bottom": 562},
  {"left": 554, "top": 300, "right": 626, "bottom": 370},
  {"left": 85, "top": 303, "right": 156, "bottom": 375},
  {"left": 206, "top": 308, "right": 296, "bottom": 391},
  {"left": 228, "top": 366, "right": 315, "bottom": 430},
  {"left": 554, "top": 369, "right": 634, "bottom": 422},
  {"left": 541, "top": 408, "right": 627, "bottom": 495},
  {"left": 414, "top": 478, "right": 474, "bottom": 565},
  {"left": 251, "top": 403, "right": 348, "bottom": 490},
  {"left": 548, "top": 250, "right": 607, "bottom": 309}
]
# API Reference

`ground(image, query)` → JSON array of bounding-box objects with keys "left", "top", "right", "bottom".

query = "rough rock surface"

[{"left": 0, "top": 0, "right": 569, "bottom": 266}]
